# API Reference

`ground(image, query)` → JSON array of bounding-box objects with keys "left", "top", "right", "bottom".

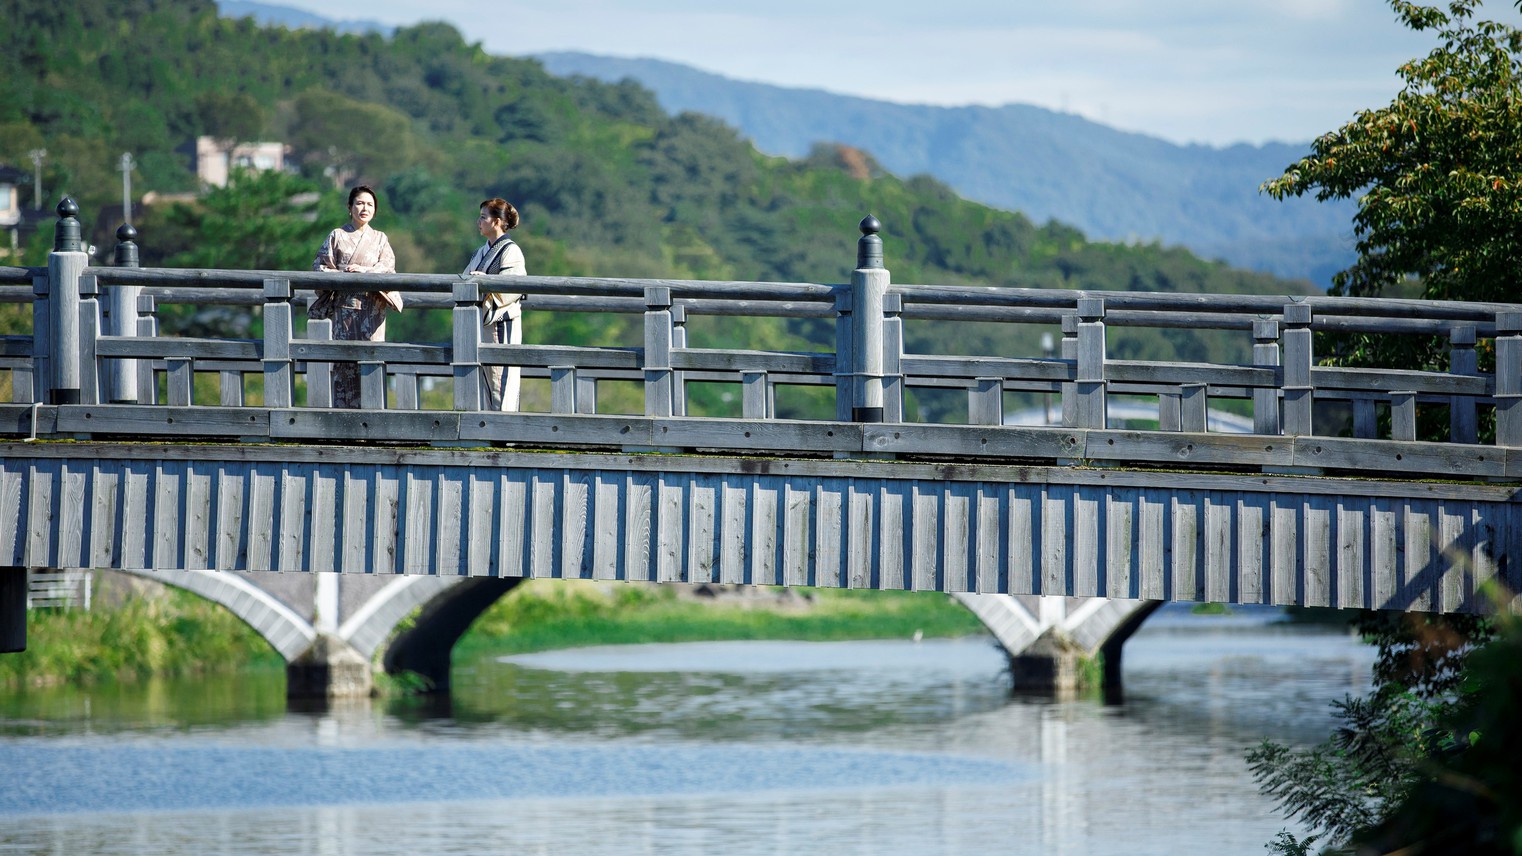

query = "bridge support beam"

[
  {"left": 0, "top": 568, "right": 25, "bottom": 653},
  {"left": 287, "top": 632, "right": 372, "bottom": 699}
]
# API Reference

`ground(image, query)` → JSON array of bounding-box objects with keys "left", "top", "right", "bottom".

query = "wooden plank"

[
  {"left": 1236, "top": 494, "right": 1268, "bottom": 605},
  {"left": 1369, "top": 498, "right": 1399, "bottom": 609},
  {"left": 1137, "top": 490, "right": 1166, "bottom": 600},
  {"left": 307, "top": 463, "right": 337, "bottom": 569},
  {"left": 465, "top": 470, "right": 496, "bottom": 576},
  {"left": 122, "top": 463, "right": 154, "bottom": 570},
  {"left": 215, "top": 464, "right": 247, "bottom": 571},
  {"left": 593, "top": 471, "right": 622, "bottom": 580},
  {"left": 912, "top": 481, "right": 941, "bottom": 592},
  {"left": 1302, "top": 496, "right": 1331, "bottom": 607},
  {"left": 247, "top": 465, "right": 276, "bottom": 572},
  {"left": 1292, "top": 436, "right": 1504, "bottom": 478},
  {"left": 1042, "top": 485, "right": 1069, "bottom": 597},
  {"left": 1171, "top": 493, "right": 1202, "bottom": 602},
  {"left": 749, "top": 477, "right": 781, "bottom": 586},
  {"left": 1403, "top": 501, "right": 1437, "bottom": 613},
  {"left": 280, "top": 463, "right": 314, "bottom": 573},
  {"left": 374, "top": 466, "right": 404, "bottom": 572},
  {"left": 1071, "top": 486, "right": 1100, "bottom": 597},
  {"left": 622, "top": 471, "right": 654, "bottom": 583},
  {"left": 531, "top": 471, "right": 559, "bottom": 578},
  {"left": 974, "top": 484, "right": 1003, "bottom": 593},
  {"left": 1270, "top": 497, "right": 1299, "bottom": 606},
  {"left": 721, "top": 478, "right": 749, "bottom": 585},
  {"left": 276, "top": 410, "right": 462, "bottom": 444},
  {"left": 782, "top": 479, "right": 812, "bottom": 587},
  {"left": 1007, "top": 484, "right": 1038, "bottom": 595},
  {"left": 435, "top": 467, "right": 465, "bottom": 575},
  {"left": 814, "top": 478, "right": 845, "bottom": 589},
  {"left": 57, "top": 406, "right": 271, "bottom": 438},
  {"left": 941, "top": 484, "right": 971, "bottom": 593},
  {"left": 864, "top": 423, "right": 1073, "bottom": 459},
  {"left": 683, "top": 474, "right": 718, "bottom": 584},
  {"left": 560, "top": 470, "right": 592, "bottom": 580},
  {"left": 1202, "top": 492, "right": 1232, "bottom": 603},
  {"left": 184, "top": 459, "right": 214, "bottom": 566},
  {"left": 498, "top": 470, "right": 530, "bottom": 578},
  {"left": 152, "top": 459, "right": 184, "bottom": 572},
  {"left": 657, "top": 419, "right": 860, "bottom": 456},
  {"left": 1336, "top": 500, "right": 1366, "bottom": 610},
  {"left": 347, "top": 467, "right": 380, "bottom": 573},
  {"left": 1439, "top": 501, "right": 1470, "bottom": 613},
  {"left": 88, "top": 463, "right": 119, "bottom": 569},
  {"left": 1106, "top": 487, "right": 1136, "bottom": 599},
  {"left": 0, "top": 461, "right": 24, "bottom": 565},
  {"left": 656, "top": 473, "right": 684, "bottom": 584},
  {"left": 1085, "top": 430, "right": 1294, "bottom": 469},
  {"left": 878, "top": 481, "right": 908, "bottom": 591},
  {"left": 55, "top": 461, "right": 87, "bottom": 569}
]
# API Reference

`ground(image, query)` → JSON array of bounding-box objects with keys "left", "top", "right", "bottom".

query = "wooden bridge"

[{"left": 2, "top": 200, "right": 1520, "bottom": 696}]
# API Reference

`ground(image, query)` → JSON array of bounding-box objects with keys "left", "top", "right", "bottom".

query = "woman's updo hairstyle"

[{"left": 480, "top": 198, "right": 520, "bottom": 230}]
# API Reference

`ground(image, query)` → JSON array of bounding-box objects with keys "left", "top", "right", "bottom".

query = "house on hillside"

[
  {"left": 189, "top": 137, "right": 290, "bottom": 187},
  {"left": 0, "top": 163, "right": 34, "bottom": 257}
]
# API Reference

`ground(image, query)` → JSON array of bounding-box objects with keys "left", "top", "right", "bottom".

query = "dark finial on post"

[
  {"left": 856, "top": 214, "right": 883, "bottom": 270},
  {"left": 114, "top": 223, "right": 140, "bottom": 268},
  {"left": 54, "top": 197, "right": 82, "bottom": 253}
]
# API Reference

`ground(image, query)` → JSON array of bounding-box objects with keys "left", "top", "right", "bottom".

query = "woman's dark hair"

[
  {"left": 348, "top": 185, "right": 377, "bottom": 208},
  {"left": 480, "top": 197, "right": 520, "bottom": 230}
]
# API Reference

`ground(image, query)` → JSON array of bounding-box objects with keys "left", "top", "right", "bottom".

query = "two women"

[
  {"left": 310, "top": 185, "right": 400, "bottom": 409},
  {"left": 309, "top": 187, "right": 527, "bottom": 412}
]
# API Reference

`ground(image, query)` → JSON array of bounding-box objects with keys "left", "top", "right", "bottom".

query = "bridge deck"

[{"left": 5, "top": 441, "right": 1516, "bottom": 614}]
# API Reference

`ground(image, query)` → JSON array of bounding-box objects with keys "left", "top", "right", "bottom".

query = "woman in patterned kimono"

[
  {"left": 461, "top": 197, "right": 526, "bottom": 410},
  {"left": 310, "top": 185, "right": 400, "bottom": 408}
]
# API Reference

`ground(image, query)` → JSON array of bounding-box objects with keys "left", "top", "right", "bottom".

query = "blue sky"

[{"left": 254, "top": 0, "right": 1521, "bottom": 147}]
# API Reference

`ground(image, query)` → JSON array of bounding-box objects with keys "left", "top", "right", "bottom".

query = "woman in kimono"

[
  {"left": 310, "top": 185, "right": 400, "bottom": 408},
  {"left": 461, "top": 197, "right": 525, "bottom": 411}
]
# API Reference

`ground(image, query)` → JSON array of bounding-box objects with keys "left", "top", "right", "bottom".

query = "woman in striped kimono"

[{"left": 310, "top": 185, "right": 400, "bottom": 408}]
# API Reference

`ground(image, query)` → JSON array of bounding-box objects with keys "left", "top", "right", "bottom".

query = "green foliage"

[
  {"left": 158, "top": 167, "right": 331, "bottom": 270},
  {"left": 0, "top": 581, "right": 280, "bottom": 687},
  {"left": 1248, "top": 611, "right": 1497, "bottom": 855},
  {"left": 1263, "top": 0, "right": 1522, "bottom": 305},
  {"left": 457, "top": 580, "right": 985, "bottom": 657}
]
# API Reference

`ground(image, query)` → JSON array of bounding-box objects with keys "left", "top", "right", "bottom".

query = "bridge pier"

[
  {"left": 287, "top": 632, "right": 373, "bottom": 699},
  {"left": 953, "top": 594, "right": 1161, "bottom": 695}
]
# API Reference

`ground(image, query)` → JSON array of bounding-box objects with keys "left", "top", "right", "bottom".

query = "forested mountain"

[
  {"left": 0, "top": 0, "right": 1318, "bottom": 417},
  {"left": 536, "top": 52, "right": 1357, "bottom": 287}
]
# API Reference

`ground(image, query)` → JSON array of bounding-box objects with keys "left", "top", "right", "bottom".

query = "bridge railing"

[{"left": 3, "top": 200, "right": 1521, "bottom": 480}]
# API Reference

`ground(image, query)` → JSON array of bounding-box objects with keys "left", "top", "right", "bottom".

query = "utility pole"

[
  {"left": 27, "top": 149, "right": 45, "bottom": 210},
  {"left": 118, "top": 152, "right": 136, "bottom": 225}
]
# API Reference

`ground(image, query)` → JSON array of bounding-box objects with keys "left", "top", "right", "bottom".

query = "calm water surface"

[{"left": 0, "top": 605, "right": 1371, "bottom": 855}]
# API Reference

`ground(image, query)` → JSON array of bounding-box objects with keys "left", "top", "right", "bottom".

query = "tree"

[
  {"left": 1247, "top": 612, "right": 1496, "bottom": 855},
  {"left": 1263, "top": 0, "right": 1522, "bottom": 305},
  {"left": 163, "top": 167, "right": 330, "bottom": 272}
]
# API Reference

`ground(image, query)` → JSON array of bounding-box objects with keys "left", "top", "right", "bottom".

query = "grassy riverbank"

[
  {"left": 456, "top": 581, "right": 987, "bottom": 657},
  {"left": 3, "top": 576, "right": 987, "bottom": 687},
  {"left": 1, "top": 586, "right": 283, "bottom": 688}
]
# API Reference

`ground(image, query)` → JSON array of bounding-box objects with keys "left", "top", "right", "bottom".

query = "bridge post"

[
  {"left": 670, "top": 304, "right": 688, "bottom": 416},
  {"left": 77, "top": 273, "right": 101, "bottom": 406},
  {"left": 136, "top": 294, "right": 157, "bottom": 404},
  {"left": 1496, "top": 312, "right": 1522, "bottom": 447},
  {"left": 1449, "top": 325, "right": 1478, "bottom": 443},
  {"left": 262, "top": 278, "right": 293, "bottom": 408},
  {"left": 306, "top": 318, "right": 332, "bottom": 407},
  {"left": 644, "top": 286, "right": 674, "bottom": 417},
  {"left": 882, "top": 293, "right": 904, "bottom": 422},
  {"left": 1281, "top": 303, "right": 1313, "bottom": 435},
  {"left": 850, "top": 215, "right": 886, "bottom": 423},
  {"left": 1073, "top": 298, "right": 1106, "bottom": 428},
  {"left": 1060, "top": 314, "right": 1077, "bottom": 427},
  {"left": 452, "top": 280, "right": 483, "bottom": 411},
  {"left": 834, "top": 288, "right": 853, "bottom": 421},
  {"left": 46, "top": 198, "right": 86, "bottom": 405},
  {"left": 1252, "top": 319, "right": 1280, "bottom": 436},
  {"left": 107, "top": 224, "right": 141, "bottom": 404}
]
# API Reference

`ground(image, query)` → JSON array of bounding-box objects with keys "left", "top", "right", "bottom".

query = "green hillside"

[{"left": 0, "top": 0, "right": 1317, "bottom": 418}]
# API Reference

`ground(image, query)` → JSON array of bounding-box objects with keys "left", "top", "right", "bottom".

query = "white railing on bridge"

[{"left": 2, "top": 199, "right": 1521, "bottom": 481}]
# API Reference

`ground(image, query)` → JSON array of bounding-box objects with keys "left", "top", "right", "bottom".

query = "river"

[{"left": 0, "top": 604, "right": 1371, "bottom": 855}]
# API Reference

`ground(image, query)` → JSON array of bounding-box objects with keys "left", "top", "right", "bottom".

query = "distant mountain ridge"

[
  {"left": 218, "top": 0, "right": 392, "bottom": 36},
  {"left": 535, "top": 52, "right": 1356, "bottom": 287}
]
